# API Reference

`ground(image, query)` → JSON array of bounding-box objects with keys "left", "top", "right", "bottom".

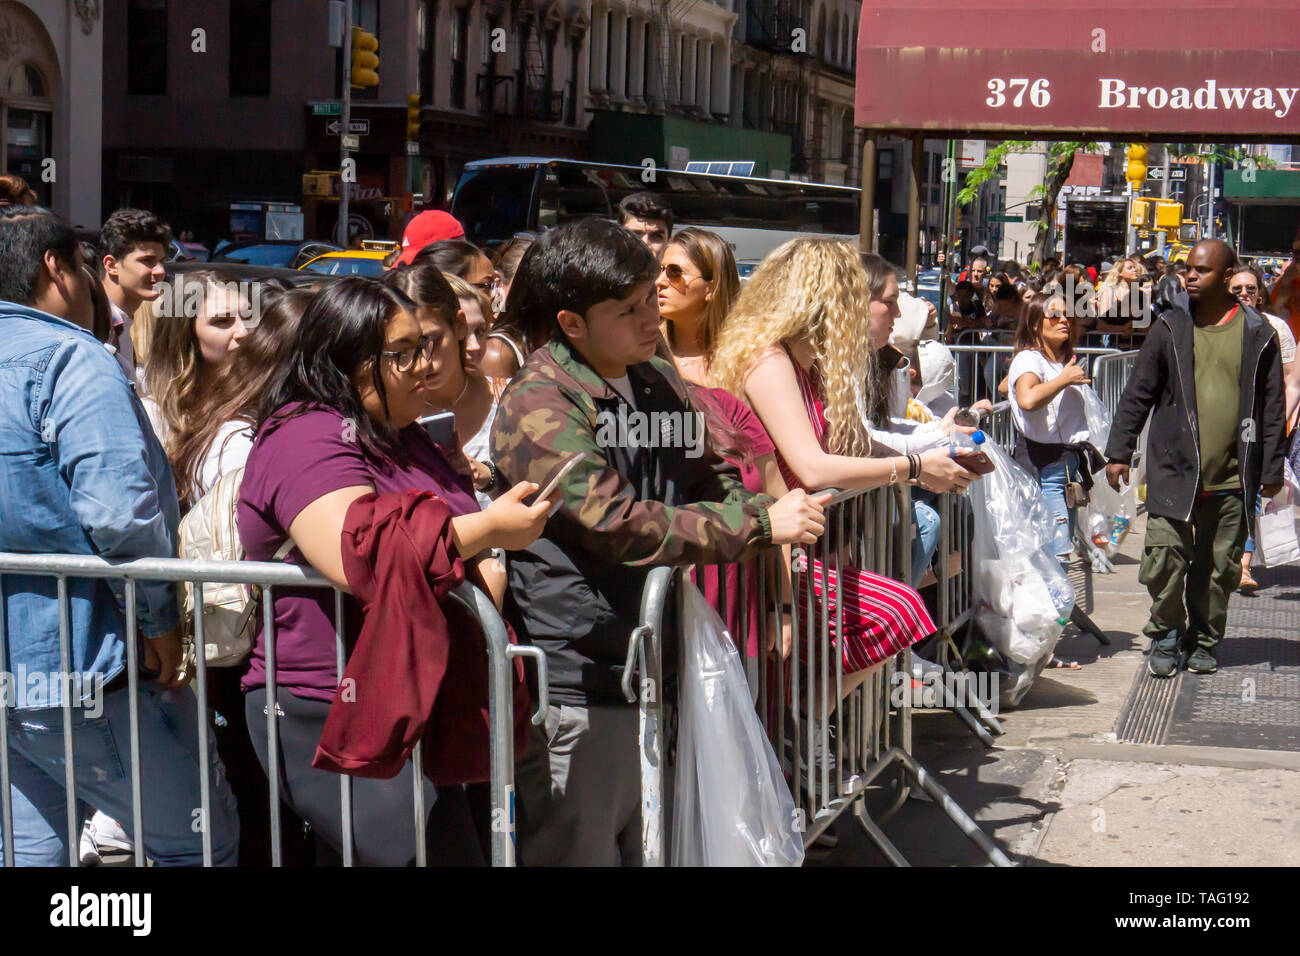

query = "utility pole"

[
  {"left": 1156, "top": 144, "right": 1171, "bottom": 255},
  {"left": 1205, "top": 157, "right": 1216, "bottom": 240},
  {"left": 338, "top": 1, "right": 353, "bottom": 248}
]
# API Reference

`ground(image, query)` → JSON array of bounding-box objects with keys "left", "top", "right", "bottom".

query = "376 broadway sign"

[{"left": 856, "top": 49, "right": 1300, "bottom": 135}]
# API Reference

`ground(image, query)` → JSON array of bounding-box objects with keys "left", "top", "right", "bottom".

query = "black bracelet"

[
  {"left": 907, "top": 455, "right": 919, "bottom": 481},
  {"left": 476, "top": 459, "right": 501, "bottom": 493}
]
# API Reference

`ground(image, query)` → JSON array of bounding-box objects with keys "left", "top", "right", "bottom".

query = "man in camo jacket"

[{"left": 491, "top": 218, "right": 824, "bottom": 865}]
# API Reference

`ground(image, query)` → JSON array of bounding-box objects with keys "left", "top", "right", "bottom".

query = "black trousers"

[{"left": 245, "top": 687, "right": 483, "bottom": 866}]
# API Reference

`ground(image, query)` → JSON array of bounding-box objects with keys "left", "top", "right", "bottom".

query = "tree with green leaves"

[
  {"left": 957, "top": 141, "right": 1097, "bottom": 265},
  {"left": 957, "top": 142, "right": 1273, "bottom": 264}
]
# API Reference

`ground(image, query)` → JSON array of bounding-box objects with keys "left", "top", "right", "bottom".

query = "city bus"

[{"left": 449, "top": 157, "right": 860, "bottom": 263}]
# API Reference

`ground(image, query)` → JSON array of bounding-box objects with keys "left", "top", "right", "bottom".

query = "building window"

[
  {"left": 230, "top": 0, "right": 272, "bottom": 96},
  {"left": 565, "top": 35, "right": 580, "bottom": 125},
  {"left": 353, "top": 0, "right": 380, "bottom": 100},
  {"left": 417, "top": 1, "right": 433, "bottom": 103},
  {"left": 450, "top": 6, "right": 468, "bottom": 109},
  {"left": 353, "top": 0, "right": 379, "bottom": 33},
  {"left": 7, "top": 63, "right": 47, "bottom": 97},
  {"left": 5, "top": 107, "right": 52, "bottom": 206},
  {"left": 127, "top": 0, "right": 167, "bottom": 95},
  {"left": 481, "top": 15, "right": 499, "bottom": 113}
]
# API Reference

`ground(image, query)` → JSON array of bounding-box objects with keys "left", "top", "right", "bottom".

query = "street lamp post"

[{"left": 338, "top": 1, "right": 353, "bottom": 249}]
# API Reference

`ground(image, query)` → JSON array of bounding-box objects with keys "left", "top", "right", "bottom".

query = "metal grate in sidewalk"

[{"left": 1116, "top": 563, "right": 1300, "bottom": 752}]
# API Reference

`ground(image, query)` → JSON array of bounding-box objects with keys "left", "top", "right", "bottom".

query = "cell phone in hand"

[
  {"left": 417, "top": 411, "right": 457, "bottom": 448},
  {"left": 534, "top": 452, "right": 587, "bottom": 505}
]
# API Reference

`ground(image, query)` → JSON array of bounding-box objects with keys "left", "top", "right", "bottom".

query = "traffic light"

[
  {"left": 1125, "top": 144, "right": 1148, "bottom": 184},
  {"left": 351, "top": 27, "right": 379, "bottom": 89},
  {"left": 406, "top": 94, "right": 421, "bottom": 142}
]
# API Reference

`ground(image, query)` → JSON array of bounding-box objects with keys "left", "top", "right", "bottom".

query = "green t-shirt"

[{"left": 1193, "top": 307, "right": 1244, "bottom": 491}]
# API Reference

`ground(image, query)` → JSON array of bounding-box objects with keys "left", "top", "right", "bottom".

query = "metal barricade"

[
  {"left": 982, "top": 400, "right": 1016, "bottom": 452},
  {"left": 949, "top": 342, "right": 1122, "bottom": 410},
  {"left": 624, "top": 486, "right": 1013, "bottom": 867},
  {"left": 0, "top": 553, "right": 534, "bottom": 867}
]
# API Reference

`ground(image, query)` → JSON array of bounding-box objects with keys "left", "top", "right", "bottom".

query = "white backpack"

[{"left": 178, "top": 466, "right": 291, "bottom": 667}]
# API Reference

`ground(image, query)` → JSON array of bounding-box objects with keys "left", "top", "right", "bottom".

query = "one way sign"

[
  {"left": 327, "top": 119, "right": 370, "bottom": 136},
  {"left": 1147, "top": 166, "right": 1187, "bottom": 182}
]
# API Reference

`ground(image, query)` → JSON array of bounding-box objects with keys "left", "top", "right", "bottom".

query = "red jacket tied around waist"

[{"left": 313, "top": 490, "right": 530, "bottom": 785}]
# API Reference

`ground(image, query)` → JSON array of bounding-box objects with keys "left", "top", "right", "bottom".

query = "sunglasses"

[
  {"left": 1229, "top": 285, "right": 1259, "bottom": 296},
  {"left": 470, "top": 274, "right": 500, "bottom": 294},
  {"left": 659, "top": 262, "right": 701, "bottom": 286}
]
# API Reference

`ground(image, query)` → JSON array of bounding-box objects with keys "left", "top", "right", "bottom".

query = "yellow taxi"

[{"left": 298, "top": 241, "right": 397, "bottom": 277}]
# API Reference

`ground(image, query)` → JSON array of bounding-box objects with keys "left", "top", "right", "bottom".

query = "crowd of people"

[
  {"left": 0, "top": 168, "right": 1293, "bottom": 866},
  {"left": 956, "top": 238, "right": 1293, "bottom": 675}
]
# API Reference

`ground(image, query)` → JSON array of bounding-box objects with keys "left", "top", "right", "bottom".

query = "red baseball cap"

[{"left": 396, "top": 210, "right": 465, "bottom": 266}]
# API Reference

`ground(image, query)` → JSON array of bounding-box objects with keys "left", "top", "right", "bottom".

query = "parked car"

[
  {"left": 914, "top": 267, "right": 943, "bottom": 310},
  {"left": 167, "top": 239, "right": 210, "bottom": 262},
  {"left": 212, "top": 240, "right": 341, "bottom": 270},
  {"left": 165, "top": 260, "right": 329, "bottom": 288},
  {"left": 298, "top": 250, "right": 388, "bottom": 277}
]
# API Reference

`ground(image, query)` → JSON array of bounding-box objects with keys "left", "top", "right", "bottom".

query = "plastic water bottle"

[
  {"left": 949, "top": 430, "right": 995, "bottom": 475},
  {"left": 1045, "top": 576, "right": 1076, "bottom": 624}
]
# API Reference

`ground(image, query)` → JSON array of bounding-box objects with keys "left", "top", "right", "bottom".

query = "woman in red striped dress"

[{"left": 711, "top": 237, "right": 981, "bottom": 696}]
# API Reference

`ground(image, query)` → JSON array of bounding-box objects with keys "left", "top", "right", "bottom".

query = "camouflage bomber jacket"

[
  {"left": 490, "top": 337, "right": 775, "bottom": 703},
  {"left": 490, "top": 336, "right": 775, "bottom": 568}
]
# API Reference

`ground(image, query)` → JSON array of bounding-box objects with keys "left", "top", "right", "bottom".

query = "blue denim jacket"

[{"left": 0, "top": 301, "right": 180, "bottom": 709}]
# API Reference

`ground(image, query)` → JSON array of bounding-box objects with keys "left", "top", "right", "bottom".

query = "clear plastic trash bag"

[
  {"left": 671, "top": 581, "right": 804, "bottom": 868},
  {"left": 967, "top": 440, "right": 1074, "bottom": 667},
  {"left": 1084, "top": 475, "right": 1136, "bottom": 553},
  {"left": 1079, "top": 385, "right": 1112, "bottom": 459}
]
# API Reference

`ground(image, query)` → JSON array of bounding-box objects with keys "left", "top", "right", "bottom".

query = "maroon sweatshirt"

[{"left": 313, "top": 490, "right": 529, "bottom": 785}]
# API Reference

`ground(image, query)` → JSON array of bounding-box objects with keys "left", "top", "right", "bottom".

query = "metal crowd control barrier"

[
  {"left": 0, "top": 552, "right": 533, "bottom": 868},
  {"left": 950, "top": 342, "right": 1124, "bottom": 409},
  {"left": 623, "top": 485, "right": 1013, "bottom": 867}
]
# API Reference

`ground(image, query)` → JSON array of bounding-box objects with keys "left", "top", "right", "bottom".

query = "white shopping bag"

[
  {"left": 671, "top": 581, "right": 804, "bottom": 867},
  {"left": 1257, "top": 493, "right": 1300, "bottom": 568}
]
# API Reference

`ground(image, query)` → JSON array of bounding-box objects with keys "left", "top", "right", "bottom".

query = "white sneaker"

[{"left": 79, "top": 811, "right": 133, "bottom": 865}]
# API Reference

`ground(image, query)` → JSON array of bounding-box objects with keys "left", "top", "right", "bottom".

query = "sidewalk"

[{"left": 818, "top": 511, "right": 1300, "bottom": 866}]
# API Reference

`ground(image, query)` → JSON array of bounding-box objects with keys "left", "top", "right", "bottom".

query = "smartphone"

[
  {"left": 534, "top": 452, "right": 587, "bottom": 505},
  {"left": 417, "top": 411, "right": 457, "bottom": 448},
  {"left": 952, "top": 449, "right": 996, "bottom": 476}
]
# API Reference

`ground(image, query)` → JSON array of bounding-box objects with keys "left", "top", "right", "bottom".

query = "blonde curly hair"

[{"left": 710, "top": 236, "right": 875, "bottom": 458}]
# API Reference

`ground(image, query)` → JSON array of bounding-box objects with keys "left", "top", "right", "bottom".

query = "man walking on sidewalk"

[{"left": 1105, "top": 239, "right": 1286, "bottom": 677}]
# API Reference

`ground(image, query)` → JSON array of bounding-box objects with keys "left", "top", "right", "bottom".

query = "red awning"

[{"left": 855, "top": 1, "right": 1300, "bottom": 139}]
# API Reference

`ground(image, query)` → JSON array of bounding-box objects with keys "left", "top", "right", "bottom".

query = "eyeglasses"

[
  {"left": 381, "top": 335, "right": 438, "bottom": 373},
  {"left": 659, "top": 262, "right": 701, "bottom": 287},
  {"left": 1229, "top": 285, "right": 1259, "bottom": 297}
]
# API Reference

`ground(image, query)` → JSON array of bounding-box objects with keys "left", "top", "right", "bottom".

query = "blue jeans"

[
  {"left": 1, "top": 682, "right": 239, "bottom": 866},
  {"left": 910, "top": 498, "right": 942, "bottom": 585},
  {"left": 1038, "top": 453, "right": 1082, "bottom": 561}
]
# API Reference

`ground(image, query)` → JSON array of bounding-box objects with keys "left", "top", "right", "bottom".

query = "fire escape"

[
  {"left": 743, "top": 0, "right": 808, "bottom": 173},
  {"left": 518, "top": 9, "right": 563, "bottom": 122}
]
